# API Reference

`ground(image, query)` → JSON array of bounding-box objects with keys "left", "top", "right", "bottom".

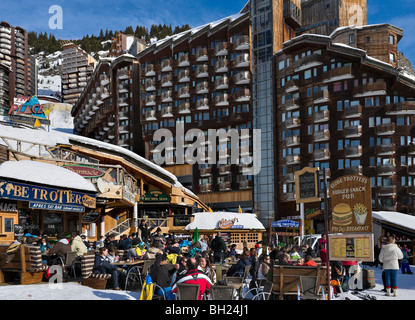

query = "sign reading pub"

[{"left": 328, "top": 175, "right": 372, "bottom": 233}]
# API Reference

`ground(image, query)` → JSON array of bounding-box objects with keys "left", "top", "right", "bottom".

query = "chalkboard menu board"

[
  {"left": 295, "top": 167, "right": 320, "bottom": 203},
  {"left": 81, "top": 212, "right": 100, "bottom": 224}
]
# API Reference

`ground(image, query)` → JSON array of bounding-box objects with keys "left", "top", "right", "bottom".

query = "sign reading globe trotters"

[
  {"left": 329, "top": 175, "right": 373, "bottom": 233},
  {"left": 328, "top": 175, "right": 374, "bottom": 262}
]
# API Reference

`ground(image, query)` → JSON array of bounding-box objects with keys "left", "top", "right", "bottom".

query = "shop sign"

[
  {"left": 8, "top": 96, "right": 51, "bottom": 126},
  {"left": 272, "top": 219, "right": 300, "bottom": 228},
  {"left": 0, "top": 200, "right": 18, "bottom": 212},
  {"left": 62, "top": 165, "right": 105, "bottom": 178},
  {"left": 0, "top": 179, "right": 96, "bottom": 211},
  {"left": 140, "top": 190, "right": 171, "bottom": 202},
  {"left": 82, "top": 211, "right": 101, "bottom": 223},
  {"left": 295, "top": 167, "right": 320, "bottom": 203},
  {"left": 329, "top": 175, "right": 372, "bottom": 233},
  {"left": 218, "top": 218, "right": 244, "bottom": 230}
]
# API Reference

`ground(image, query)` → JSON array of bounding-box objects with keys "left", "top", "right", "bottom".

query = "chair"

[
  {"left": 211, "top": 285, "right": 235, "bottom": 300},
  {"left": 251, "top": 280, "right": 273, "bottom": 300},
  {"left": 225, "top": 277, "right": 244, "bottom": 298},
  {"left": 176, "top": 283, "right": 200, "bottom": 300},
  {"left": 297, "top": 276, "right": 325, "bottom": 300},
  {"left": 63, "top": 251, "right": 80, "bottom": 279},
  {"left": 152, "top": 283, "right": 167, "bottom": 300}
]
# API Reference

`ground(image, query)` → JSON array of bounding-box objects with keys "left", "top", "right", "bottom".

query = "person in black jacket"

[
  {"left": 93, "top": 247, "right": 122, "bottom": 290},
  {"left": 138, "top": 220, "right": 149, "bottom": 244},
  {"left": 150, "top": 252, "right": 174, "bottom": 299},
  {"left": 210, "top": 233, "right": 227, "bottom": 263},
  {"left": 227, "top": 253, "right": 251, "bottom": 276}
]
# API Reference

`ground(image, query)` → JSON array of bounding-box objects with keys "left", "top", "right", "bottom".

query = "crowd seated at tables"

[{"left": 15, "top": 222, "right": 336, "bottom": 299}]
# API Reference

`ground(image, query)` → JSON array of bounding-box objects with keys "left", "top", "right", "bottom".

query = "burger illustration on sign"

[
  {"left": 332, "top": 202, "right": 368, "bottom": 226},
  {"left": 332, "top": 203, "right": 353, "bottom": 226}
]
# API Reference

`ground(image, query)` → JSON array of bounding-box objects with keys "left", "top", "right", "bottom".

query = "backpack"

[{"left": 362, "top": 268, "right": 376, "bottom": 289}]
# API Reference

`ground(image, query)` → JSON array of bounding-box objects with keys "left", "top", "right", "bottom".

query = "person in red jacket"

[
  {"left": 300, "top": 255, "right": 317, "bottom": 266},
  {"left": 172, "top": 257, "right": 212, "bottom": 300}
]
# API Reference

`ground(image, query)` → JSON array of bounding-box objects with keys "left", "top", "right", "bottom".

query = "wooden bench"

[
  {"left": 80, "top": 254, "right": 112, "bottom": 290},
  {"left": 268, "top": 265, "right": 328, "bottom": 300},
  {"left": 0, "top": 244, "right": 48, "bottom": 285}
]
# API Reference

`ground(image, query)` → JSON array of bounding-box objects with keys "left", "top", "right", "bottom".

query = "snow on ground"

[
  {"left": 331, "top": 264, "right": 415, "bottom": 300},
  {"left": 0, "top": 264, "right": 413, "bottom": 300}
]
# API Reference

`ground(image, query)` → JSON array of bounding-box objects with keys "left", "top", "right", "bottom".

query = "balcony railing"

[
  {"left": 375, "top": 143, "right": 395, "bottom": 156},
  {"left": 178, "top": 85, "right": 190, "bottom": 98},
  {"left": 285, "top": 116, "right": 300, "bottom": 129},
  {"left": 178, "top": 69, "right": 190, "bottom": 82},
  {"left": 323, "top": 65, "right": 353, "bottom": 82},
  {"left": 313, "top": 130, "right": 330, "bottom": 142},
  {"left": 215, "top": 76, "right": 228, "bottom": 89},
  {"left": 344, "top": 125, "right": 362, "bottom": 138},
  {"left": 196, "top": 98, "right": 209, "bottom": 110},
  {"left": 161, "top": 59, "right": 172, "bottom": 71},
  {"left": 285, "top": 135, "right": 300, "bottom": 147},
  {"left": 285, "top": 154, "right": 300, "bottom": 165},
  {"left": 215, "top": 59, "right": 228, "bottom": 73},
  {"left": 343, "top": 166, "right": 363, "bottom": 175},
  {"left": 375, "top": 123, "right": 395, "bottom": 136},
  {"left": 344, "top": 105, "right": 362, "bottom": 118},
  {"left": 283, "top": 98, "right": 300, "bottom": 111},
  {"left": 233, "top": 53, "right": 250, "bottom": 68},
  {"left": 215, "top": 93, "right": 229, "bottom": 106},
  {"left": 178, "top": 54, "right": 190, "bottom": 67},
  {"left": 234, "top": 35, "right": 249, "bottom": 50},
  {"left": 195, "top": 48, "right": 208, "bottom": 62},
  {"left": 195, "top": 64, "right": 209, "bottom": 77},
  {"left": 161, "top": 106, "right": 173, "bottom": 118},
  {"left": 196, "top": 81, "right": 209, "bottom": 94},
  {"left": 376, "top": 186, "right": 397, "bottom": 196},
  {"left": 314, "top": 148, "right": 330, "bottom": 161},
  {"left": 352, "top": 80, "right": 387, "bottom": 97},
  {"left": 234, "top": 88, "right": 251, "bottom": 102},
  {"left": 285, "top": 78, "right": 300, "bottom": 93},
  {"left": 199, "top": 167, "right": 212, "bottom": 177},
  {"left": 313, "top": 109, "right": 330, "bottom": 123},
  {"left": 215, "top": 42, "right": 228, "bottom": 56},
  {"left": 377, "top": 164, "right": 396, "bottom": 176},
  {"left": 345, "top": 145, "right": 362, "bottom": 158},
  {"left": 234, "top": 71, "right": 250, "bottom": 85},
  {"left": 145, "top": 64, "right": 155, "bottom": 76},
  {"left": 385, "top": 101, "right": 415, "bottom": 115},
  {"left": 178, "top": 102, "right": 191, "bottom": 114}
]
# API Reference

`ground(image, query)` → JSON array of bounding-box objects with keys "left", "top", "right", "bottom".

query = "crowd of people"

[{"left": 18, "top": 223, "right": 414, "bottom": 299}]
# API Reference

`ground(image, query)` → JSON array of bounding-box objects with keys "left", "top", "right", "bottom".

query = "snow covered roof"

[
  {"left": 0, "top": 160, "right": 97, "bottom": 192},
  {"left": 0, "top": 124, "right": 196, "bottom": 198},
  {"left": 138, "top": 12, "right": 248, "bottom": 56},
  {"left": 185, "top": 212, "right": 266, "bottom": 231},
  {"left": 373, "top": 211, "right": 415, "bottom": 232}
]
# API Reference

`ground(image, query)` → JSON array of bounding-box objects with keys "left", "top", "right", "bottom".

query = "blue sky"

[{"left": 0, "top": 0, "right": 414, "bottom": 62}]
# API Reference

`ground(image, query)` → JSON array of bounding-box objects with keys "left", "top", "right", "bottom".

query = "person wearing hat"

[
  {"left": 379, "top": 236, "right": 404, "bottom": 297},
  {"left": 81, "top": 235, "right": 90, "bottom": 249},
  {"left": 127, "top": 238, "right": 147, "bottom": 260}
]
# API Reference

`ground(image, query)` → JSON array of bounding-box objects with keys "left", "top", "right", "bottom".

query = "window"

[
  {"left": 390, "top": 53, "right": 396, "bottom": 63},
  {"left": 389, "top": 34, "right": 395, "bottom": 45},
  {"left": 4, "top": 218, "right": 13, "bottom": 233},
  {"left": 333, "top": 82, "right": 342, "bottom": 92},
  {"left": 304, "top": 70, "right": 312, "bottom": 80},
  {"left": 349, "top": 34, "right": 355, "bottom": 44}
]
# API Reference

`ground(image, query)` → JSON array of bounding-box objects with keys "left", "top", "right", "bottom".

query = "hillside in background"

[{"left": 28, "top": 23, "right": 191, "bottom": 56}]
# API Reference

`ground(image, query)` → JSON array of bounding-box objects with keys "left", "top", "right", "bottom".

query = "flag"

[
  {"left": 140, "top": 274, "right": 154, "bottom": 300},
  {"left": 238, "top": 205, "right": 243, "bottom": 213},
  {"left": 192, "top": 227, "right": 199, "bottom": 243}
]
